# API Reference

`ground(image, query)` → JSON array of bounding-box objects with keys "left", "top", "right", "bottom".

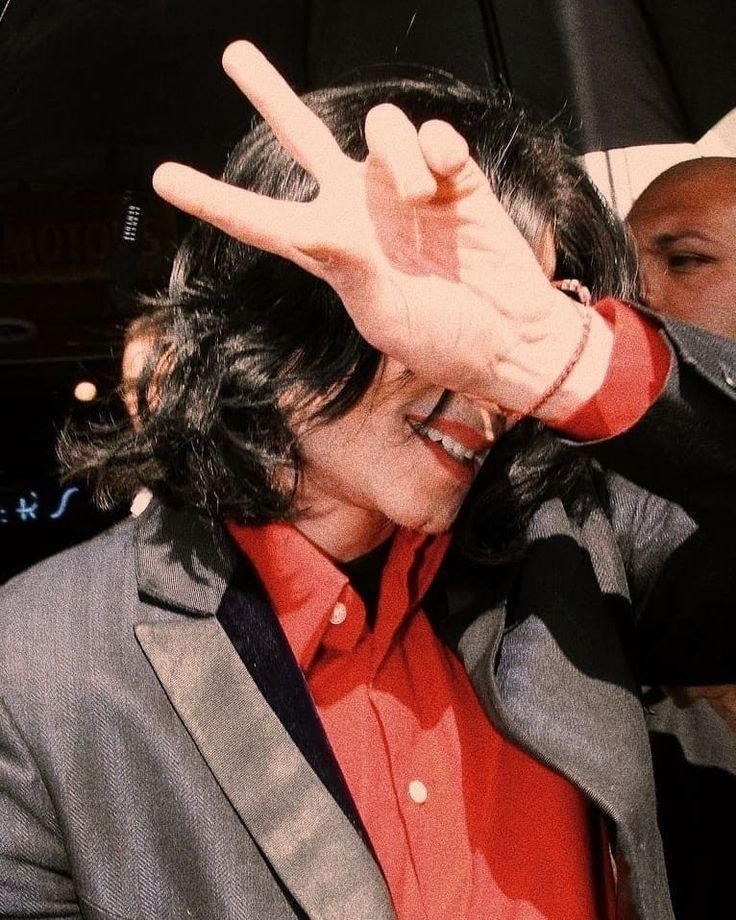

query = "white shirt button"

[
  {"left": 329, "top": 601, "right": 348, "bottom": 625},
  {"left": 408, "top": 779, "right": 428, "bottom": 804}
]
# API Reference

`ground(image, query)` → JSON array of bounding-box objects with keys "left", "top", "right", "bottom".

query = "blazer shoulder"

[
  {"left": 660, "top": 314, "right": 736, "bottom": 400},
  {"left": 0, "top": 517, "right": 139, "bottom": 684},
  {"left": 1, "top": 515, "right": 135, "bottom": 606}
]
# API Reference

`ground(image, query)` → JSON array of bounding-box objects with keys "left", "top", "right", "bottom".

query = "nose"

[{"left": 635, "top": 252, "right": 659, "bottom": 309}]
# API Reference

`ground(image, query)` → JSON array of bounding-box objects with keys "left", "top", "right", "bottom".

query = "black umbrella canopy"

[
  {"left": 485, "top": 0, "right": 687, "bottom": 152},
  {"left": 641, "top": 0, "right": 736, "bottom": 141},
  {"left": 0, "top": 0, "right": 309, "bottom": 185},
  {"left": 307, "top": 0, "right": 736, "bottom": 153},
  {"left": 1, "top": 0, "right": 734, "bottom": 185},
  {"left": 0, "top": 0, "right": 508, "bottom": 187},
  {"left": 485, "top": 0, "right": 736, "bottom": 152}
]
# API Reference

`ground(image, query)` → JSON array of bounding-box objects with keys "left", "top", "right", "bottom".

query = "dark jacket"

[{"left": 1, "top": 317, "right": 735, "bottom": 920}]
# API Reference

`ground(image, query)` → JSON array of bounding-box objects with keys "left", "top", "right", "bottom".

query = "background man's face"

[
  {"left": 628, "top": 160, "right": 736, "bottom": 339},
  {"left": 121, "top": 334, "right": 154, "bottom": 424}
]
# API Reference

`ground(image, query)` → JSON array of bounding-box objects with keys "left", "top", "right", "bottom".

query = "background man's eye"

[{"left": 667, "top": 253, "right": 708, "bottom": 271}]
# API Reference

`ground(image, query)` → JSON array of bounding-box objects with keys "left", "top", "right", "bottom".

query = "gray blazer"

[{"left": 1, "top": 317, "right": 735, "bottom": 920}]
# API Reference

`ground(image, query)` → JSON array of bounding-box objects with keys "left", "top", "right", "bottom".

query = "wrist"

[
  {"left": 535, "top": 306, "right": 614, "bottom": 424},
  {"left": 485, "top": 289, "right": 613, "bottom": 420}
]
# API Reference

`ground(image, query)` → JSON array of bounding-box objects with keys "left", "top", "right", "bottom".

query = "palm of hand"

[{"left": 153, "top": 42, "right": 559, "bottom": 407}]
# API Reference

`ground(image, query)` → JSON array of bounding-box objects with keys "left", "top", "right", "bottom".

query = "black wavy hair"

[{"left": 60, "top": 71, "right": 637, "bottom": 561}]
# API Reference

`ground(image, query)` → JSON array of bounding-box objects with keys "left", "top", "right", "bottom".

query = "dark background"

[{"left": 1, "top": 0, "right": 734, "bottom": 582}]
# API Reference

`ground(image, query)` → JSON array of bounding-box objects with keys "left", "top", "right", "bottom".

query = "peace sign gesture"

[{"left": 153, "top": 42, "right": 612, "bottom": 420}]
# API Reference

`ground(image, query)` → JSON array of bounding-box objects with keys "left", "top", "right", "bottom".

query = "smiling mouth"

[
  {"left": 407, "top": 415, "right": 493, "bottom": 481},
  {"left": 410, "top": 419, "right": 479, "bottom": 462}
]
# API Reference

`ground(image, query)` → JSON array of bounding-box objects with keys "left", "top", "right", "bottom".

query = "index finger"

[
  {"left": 222, "top": 41, "right": 345, "bottom": 181},
  {"left": 152, "top": 162, "right": 313, "bottom": 262}
]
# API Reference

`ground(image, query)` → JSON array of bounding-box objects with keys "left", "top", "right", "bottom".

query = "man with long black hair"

[{"left": 1, "top": 43, "right": 734, "bottom": 920}]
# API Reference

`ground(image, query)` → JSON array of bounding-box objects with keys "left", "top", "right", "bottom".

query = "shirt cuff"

[{"left": 555, "top": 298, "right": 672, "bottom": 441}]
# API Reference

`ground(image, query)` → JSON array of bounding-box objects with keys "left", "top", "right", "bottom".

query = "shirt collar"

[{"left": 227, "top": 520, "right": 451, "bottom": 672}]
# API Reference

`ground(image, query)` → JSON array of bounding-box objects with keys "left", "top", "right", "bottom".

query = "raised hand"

[{"left": 153, "top": 42, "right": 612, "bottom": 420}]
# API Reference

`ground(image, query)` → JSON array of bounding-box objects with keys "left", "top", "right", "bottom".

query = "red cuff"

[{"left": 556, "top": 298, "right": 672, "bottom": 441}]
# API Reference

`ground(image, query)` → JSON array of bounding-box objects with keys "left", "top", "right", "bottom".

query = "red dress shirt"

[{"left": 228, "top": 301, "right": 670, "bottom": 919}]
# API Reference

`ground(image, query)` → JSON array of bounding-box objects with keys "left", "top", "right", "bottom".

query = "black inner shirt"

[{"left": 338, "top": 537, "right": 393, "bottom": 629}]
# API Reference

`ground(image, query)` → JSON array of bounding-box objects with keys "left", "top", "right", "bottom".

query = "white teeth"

[
  {"left": 441, "top": 436, "right": 463, "bottom": 459},
  {"left": 413, "top": 421, "right": 477, "bottom": 462}
]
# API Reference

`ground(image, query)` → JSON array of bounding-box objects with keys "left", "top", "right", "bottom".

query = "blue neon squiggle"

[{"left": 49, "top": 487, "right": 80, "bottom": 520}]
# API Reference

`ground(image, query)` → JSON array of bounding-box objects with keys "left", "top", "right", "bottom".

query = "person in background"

[
  {"left": 628, "top": 155, "right": 736, "bottom": 920},
  {"left": 628, "top": 156, "right": 736, "bottom": 339},
  {"left": 119, "top": 310, "right": 166, "bottom": 515},
  {"left": 120, "top": 310, "right": 167, "bottom": 426},
  {"left": 1, "top": 43, "right": 735, "bottom": 920},
  {"left": 628, "top": 157, "right": 736, "bottom": 726}
]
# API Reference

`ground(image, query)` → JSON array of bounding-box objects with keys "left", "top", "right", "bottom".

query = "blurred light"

[{"left": 73, "top": 381, "right": 97, "bottom": 402}]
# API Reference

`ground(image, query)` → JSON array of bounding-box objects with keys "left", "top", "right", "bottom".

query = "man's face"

[
  {"left": 291, "top": 232, "right": 557, "bottom": 556},
  {"left": 627, "top": 162, "right": 736, "bottom": 339},
  {"left": 295, "top": 363, "right": 503, "bottom": 543}
]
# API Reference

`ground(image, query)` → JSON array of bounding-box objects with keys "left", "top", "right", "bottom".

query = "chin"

[
  {"left": 392, "top": 498, "right": 462, "bottom": 535},
  {"left": 418, "top": 519, "right": 455, "bottom": 535}
]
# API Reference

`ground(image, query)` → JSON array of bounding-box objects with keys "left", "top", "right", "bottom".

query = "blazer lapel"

[
  {"left": 134, "top": 501, "right": 394, "bottom": 920},
  {"left": 134, "top": 498, "right": 238, "bottom": 616},
  {"left": 215, "top": 565, "right": 371, "bottom": 843}
]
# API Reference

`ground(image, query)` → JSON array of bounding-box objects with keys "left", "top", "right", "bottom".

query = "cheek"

[
  {"left": 642, "top": 261, "right": 694, "bottom": 313},
  {"left": 637, "top": 255, "right": 662, "bottom": 303},
  {"left": 699, "top": 268, "right": 736, "bottom": 337},
  {"left": 647, "top": 265, "right": 736, "bottom": 337},
  {"left": 712, "top": 262, "right": 736, "bottom": 303},
  {"left": 298, "top": 403, "right": 411, "bottom": 491},
  {"left": 669, "top": 264, "right": 726, "bottom": 302}
]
